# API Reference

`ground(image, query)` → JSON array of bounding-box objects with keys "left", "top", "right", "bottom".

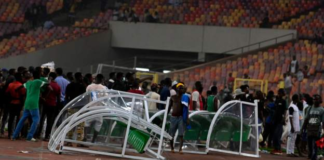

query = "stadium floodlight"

[{"left": 135, "top": 68, "right": 150, "bottom": 72}]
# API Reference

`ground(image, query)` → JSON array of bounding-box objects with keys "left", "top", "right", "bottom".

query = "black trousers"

[
  {"left": 8, "top": 103, "right": 23, "bottom": 138},
  {"left": 261, "top": 123, "right": 274, "bottom": 147},
  {"left": 37, "top": 105, "right": 57, "bottom": 139},
  {"left": 1, "top": 103, "right": 9, "bottom": 134}
]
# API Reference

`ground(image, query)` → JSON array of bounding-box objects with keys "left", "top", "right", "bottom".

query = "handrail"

[
  {"left": 223, "top": 33, "right": 295, "bottom": 55},
  {"left": 154, "top": 32, "right": 295, "bottom": 73}
]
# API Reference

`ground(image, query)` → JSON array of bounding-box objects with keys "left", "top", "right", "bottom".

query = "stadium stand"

[
  {"left": 275, "top": 8, "right": 324, "bottom": 39},
  {"left": 0, "top": 0, "right": 63, "bottom": 23},
  {"left": 0, "top": 26, "right": 101, "bottom": 58},
  {"left": 0, "top": 23, "right": 24, "bottom": 38},
  {"left": 0, "top": 1, "right": 323, "bottom": 99},
  {"left": 167, "top": 40, "right": 324, "bottom": 98},
  {"left": 124, "top": 0, "right": 321, "bottom": 26},
  {"left": 73, "top": 10, "right": 112, "bottom": 28},
  {"left": 1, "top": 0, "right": 323, "bottom": 59}
]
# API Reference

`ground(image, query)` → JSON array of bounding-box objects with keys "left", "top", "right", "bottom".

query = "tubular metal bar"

[
  {"left": 254, "top": 100, "right": 260, "bottom": 157},
  {"left": 157, "top": 97, "right": 170, "bottom": 157},
  {"left": 239, "top": 102, "right": 243, "bottom": 154},
  {"left": 122, "top": 97, "right": 135, "bottom": 156},
  {"left": 206, "top": 100, "right": 259, "bottom": 158},
  {"left": 63, "top": 146, "right": 159, "bottom": 160}
]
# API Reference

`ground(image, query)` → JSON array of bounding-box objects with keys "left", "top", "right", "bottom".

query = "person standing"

[
  {"left": 286, "top": 94, "right": 300, "bottom": 157},
  {"left": 6, "top": 73, "right": 26, "bottom": 139},
  {"left": 158, "top": 78, "right": 172, "bottom": 110},
  {"left": 85, "top": 74, "right": 108, "bottom": 143},
  {"left": 227, "top": 73, "right": 235, "bottom": 92},
  {"left": 83, "top": 73, "right": 93, "bottom": 87},
  {"left": 128, "top": 80, "right": 144, "bottom": 95},
  {"left": 38, "top": 72, "right": 61, "bottom": 141},
  {"left": 255, "top": 90, "right": 265, "bottom": 136},
  {"left": 107, "top": 72, "right": 115, "bottom": 89},
  {"left": 168, "top": 83, "right": 189, "bottom": 153},
  {"left": 55, "top": 68, "right": 70, "bottom": 111},
  {"left": 289, "top": 55, "right": 299, "bottom": 75},
  {"left": 65, "top": 72, "right": 86, "bottom": 147},
  {"left": 190, "top": 81, "right": 203, "bottom": 111},
  {"left": 146, "top": 83, "right": 160, "bottom": 111},
  {"left": 12, "top": 71, "right": 48, "bottom": 141},
  {"left": 284, "top": 73, "right": 294, "bottom": 99},
  {"left": 260, "top": 91, "right": 275, "bottom": 148},
  {"left": 271, "top": 89, "right": 287, "bottom": 155},
  {"left": 141, "top": 81, "right": 150, "bottom": 95},
  {"left": 302, "top": 95, "right": 324, "bottom": 160},
  {"left": 65, "top": 72, "right": 86, "bottom": 103},
  {"left": 0, "top": 68, "right": 16, "bottom": 136},
  {"left": 206, "top": 86, "right": 218, "bottom": 112},
  {"left": 112, "top": 72, "right": 125, "bottom": 91}
]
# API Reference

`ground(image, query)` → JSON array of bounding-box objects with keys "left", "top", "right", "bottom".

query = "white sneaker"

[{"left": 27, "top": 138, "right": 37, "bottom": 142}]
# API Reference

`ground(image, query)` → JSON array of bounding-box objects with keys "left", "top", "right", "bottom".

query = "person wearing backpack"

[
  {"left": 302, "top": 94, "right": 324, "bottom": 160},
  {"left": 207, "top": 86, "right": 219, "bottom": 112}
]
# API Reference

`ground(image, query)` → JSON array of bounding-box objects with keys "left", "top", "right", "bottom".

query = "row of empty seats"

[
  {"left": 123, "top": 0, "right": 320, "bottom": 26},
  {"left": 168, "top": 40, "right": 324, "bottom": 98},
  {"left": 0, "top": 23, "right": 24, "bottom": 38},
  {"left": 0, "top": 26, "right": 102, "bottom": 58},
  {"left": 0, "top": 0, "right": 63, "bottom": 23},
  {"left": 73, "top": 10, "right": 112, "bottom": 29},
  {"left": 275, "top": 8, "right": 324, "bottom": 39}
]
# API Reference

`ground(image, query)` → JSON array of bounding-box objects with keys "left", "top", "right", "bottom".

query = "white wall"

[{"left": 110, "top": 21, "right": 297, "bottom": 54}]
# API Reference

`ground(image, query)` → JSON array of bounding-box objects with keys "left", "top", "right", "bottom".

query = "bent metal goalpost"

[{"left": 49, "top": 90, "right": 260, "bottom": 159}]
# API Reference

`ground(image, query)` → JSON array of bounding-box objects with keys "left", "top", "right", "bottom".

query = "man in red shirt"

[
  {"left": 227, "top": 73, "right": 235, "bottom": 92},
  {"left": 128, "top": 80, "right": 144, "bottom": 95},
  {"left": 40, "top": 72, "right": 61, "bottom": 141},
  {"left": 6, "top": 73, "right": 26, "bottom": 139}
]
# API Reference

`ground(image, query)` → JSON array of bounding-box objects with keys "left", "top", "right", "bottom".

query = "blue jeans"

[
  {"left": 308, "top": 136, "right": 319, "bottom": 160},
  {"left": 273, "top": 124, "right": 283, "bottom": 150},
  {"left": 13, "top": 109, "right": 40, "bottom": 140}
]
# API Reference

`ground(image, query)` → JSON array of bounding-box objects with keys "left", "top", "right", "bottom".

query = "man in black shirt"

[
  {"left": 112, "top": 72, "right": 125, "bottom": 91},
  {"left": 271, "top": 89, "right": 287, "bottom": 155},
  {"left": 65, "top": 72, "right": 86, "bottom": 103}
]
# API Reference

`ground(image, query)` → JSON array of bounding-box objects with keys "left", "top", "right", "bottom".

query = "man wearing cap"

[
  {"left": 168, "top": 83, "right": 189, "bottom": 153},
  {"left": 170, "top": 81, "right": 178, "bottom": 96}
]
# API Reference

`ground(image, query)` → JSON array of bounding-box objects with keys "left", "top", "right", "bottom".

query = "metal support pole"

[
  {"left": 112, "top": 61, "right": 115, "bottom": 72},
  {"left": 133, "top": 56, "right": 137, "bottom": 69}
]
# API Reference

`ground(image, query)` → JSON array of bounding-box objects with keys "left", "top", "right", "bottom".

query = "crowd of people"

[{"left": 0, "top": 65, "right": 323, "bottom": 160}]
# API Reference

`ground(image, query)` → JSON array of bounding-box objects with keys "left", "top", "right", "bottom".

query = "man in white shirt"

[
  {"left": 284, "top": 73, "right": 294, "bottom": 98},
  {"left": 191, "top": 81, "right": 203, "bottom": 111},
  {"left": 287, "top": 94, "right": 300, "bottom": 157},
  {"left": 290, "top": 55, "right": 299, "bottom": 75},
  {"left": 146, "top": 83, "right": 160, "bottom": 111},
  {"left": 85, "top": 74, "right": 108, "bottom": 143}
]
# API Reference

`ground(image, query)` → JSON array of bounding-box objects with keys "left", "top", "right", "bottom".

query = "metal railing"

[
  {"left": 153, "top": 33, "right": 296, "bottom": 72},
  {"left": 222, "top": 33, "right": 295, "bottom": 55}
]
